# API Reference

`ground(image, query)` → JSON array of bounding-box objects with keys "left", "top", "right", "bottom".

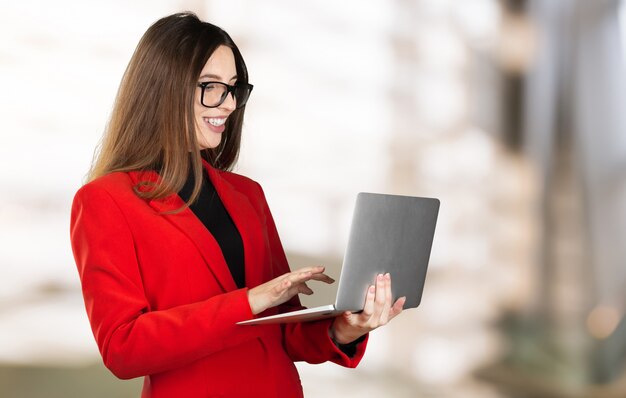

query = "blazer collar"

[{"left": 128, "top": 161, "right": 266, "bottom": 292}]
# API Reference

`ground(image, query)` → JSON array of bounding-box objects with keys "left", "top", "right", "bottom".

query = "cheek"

[
  {"left": 193, "top": 105, "right": 202, "bottom": 124},
  {"left": 193, "top": 109, "right": 204, "bottom": 131}
]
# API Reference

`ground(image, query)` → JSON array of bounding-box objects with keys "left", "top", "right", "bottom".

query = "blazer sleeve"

[
  {"left": 254, "top": 183, "right": 368, "bottom": 368},
  {"left": 70, "top": 184, "right": 260, "bottom": 379}
]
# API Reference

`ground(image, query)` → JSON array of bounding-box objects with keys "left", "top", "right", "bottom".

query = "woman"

[{"left": 70, "top": 12, "right": 405, "bottom": 397}]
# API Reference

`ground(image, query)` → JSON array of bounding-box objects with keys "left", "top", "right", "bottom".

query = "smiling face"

[{"left": 194, "top": 45, "right": 238, "bottom": 149}]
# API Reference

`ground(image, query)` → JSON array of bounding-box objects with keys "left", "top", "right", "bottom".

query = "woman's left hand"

[{"left": 329, "top": 273, "right": 406, "bottom": 345}]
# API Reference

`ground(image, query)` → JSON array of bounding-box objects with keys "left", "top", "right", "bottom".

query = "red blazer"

[{"left": 70, "top": 160, "right": 367, "bottom": 398}]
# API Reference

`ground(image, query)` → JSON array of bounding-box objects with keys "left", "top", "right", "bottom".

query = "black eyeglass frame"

[{"left": 197, "top": 81, "right": 254, "bottom": 109}]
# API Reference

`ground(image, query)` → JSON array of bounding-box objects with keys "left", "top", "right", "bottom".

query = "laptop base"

[{"left": 237, "top": 305, "right": 341, "bottom": 325}]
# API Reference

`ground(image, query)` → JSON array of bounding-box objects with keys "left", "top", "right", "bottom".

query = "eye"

[{"left": 202, "top": 82, "right": 219, "bottom": 91}]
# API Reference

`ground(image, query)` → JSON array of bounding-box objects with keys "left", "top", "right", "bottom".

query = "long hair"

[{"left": 87, "top": 12, "right": 249, "bottom": 211}]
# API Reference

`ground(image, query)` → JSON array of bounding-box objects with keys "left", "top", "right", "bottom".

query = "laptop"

[{"left": 237, "top": 192, "right": 440, "bottom": 326}]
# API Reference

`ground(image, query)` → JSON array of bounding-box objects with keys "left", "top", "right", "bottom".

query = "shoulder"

[
  {"left": 72, "top": 172, "right": 139, "bottom": 208},
  {"left": 75, "top": 171, "right": 134, "bottom": 195}
]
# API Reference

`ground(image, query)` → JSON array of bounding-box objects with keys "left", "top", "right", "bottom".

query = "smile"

[{"left": 204, "top": 117, "right": 227, "bottom": 126}]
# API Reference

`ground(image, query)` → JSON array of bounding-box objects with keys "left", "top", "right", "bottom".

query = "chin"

[{"left": 199, "top": 134, "right": 222, "bottom": 149}]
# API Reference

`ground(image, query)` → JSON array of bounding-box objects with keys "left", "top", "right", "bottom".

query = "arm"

[
  {"left": 253, "top": 183, "right": 368, "bottom": 367},
  {"left": 70, "top": 184, "right": 259, "bottom": 379}
]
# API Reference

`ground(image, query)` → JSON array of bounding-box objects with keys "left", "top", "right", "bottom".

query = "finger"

[
  {"left": 341, "top": 311, "right": 358, "bottom": 327},
  {"left": 279, "top": 266, "right": 323, "bottom": 283},
  {"left": 361, "top": 285, "right": 376, "bottom": 319},
  {"left": 286, "top": 270, "right": 314, "bottom": 285},
  {"left": 309, "top": 273, "right": 335, "bottom": 284},
  {"left": 379, "top": 273, "right": 393, "bottom": 324},
  {"left": 289, "top": 268, "right": 336, "bottom": 286},
  {"left": 369, "top": 274, "right": 387, "bottom": 325},
  {"left": 299, "top": 282, "right": 314, "bottom": 295},
  {"left": 296, "top": 265, "right": 326, "bottom": 274},
  {"left": 285, "top": 271, "right": 325, "bottom": 297},
  {"left": 389, "top": 296, "right": 407, "bottom": 320},
  {"left": 305, "top": 266, "right": 335, "bottom": 284}
]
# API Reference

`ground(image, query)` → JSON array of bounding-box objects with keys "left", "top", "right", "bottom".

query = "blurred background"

[{"left": 1, "top": 0, "right": 625, "bottom": 396}]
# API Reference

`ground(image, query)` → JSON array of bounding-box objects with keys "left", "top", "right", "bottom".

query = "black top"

[{"left": 177, "top": 164, "right": 246, "bottom": 289}]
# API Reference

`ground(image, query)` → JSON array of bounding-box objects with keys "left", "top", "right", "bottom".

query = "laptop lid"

[{"left": 334, "top": 193, "right": 440, "bottom": 312}]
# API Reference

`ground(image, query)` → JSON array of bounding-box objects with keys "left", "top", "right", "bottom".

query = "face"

[{"left": 194, "top": 45, "right": 238, "bottom": 149}]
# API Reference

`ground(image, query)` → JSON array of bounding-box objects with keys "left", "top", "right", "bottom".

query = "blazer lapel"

[{"left": 128, "top": 170, "right": 238, "bottom": 293}]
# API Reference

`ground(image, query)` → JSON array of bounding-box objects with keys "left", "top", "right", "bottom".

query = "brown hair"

[{"left": 87, "top": 12, "right": 249, "bottom": 210}]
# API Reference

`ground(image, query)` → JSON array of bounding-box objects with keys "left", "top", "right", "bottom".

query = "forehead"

[{"left": 200, "top": 45, "right": 236, "bottom": 79}]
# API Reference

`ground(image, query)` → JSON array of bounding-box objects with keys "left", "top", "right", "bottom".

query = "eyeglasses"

[{"left": 197, "top": 81, "right": 254, "bottom": 109}]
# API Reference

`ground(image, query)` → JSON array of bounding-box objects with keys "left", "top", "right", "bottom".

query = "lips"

[
  {"left": 205, "top": 117, "right": 226, "bottom": 126},
  {"left": 203, "top": 117, "right": 226, "bottom": 133}
]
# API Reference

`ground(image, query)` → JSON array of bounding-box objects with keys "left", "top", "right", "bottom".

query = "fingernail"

[
  {"left": 369, "top": 285, "right": 375, "bottom": 293},
  {"left": 377, "top": 274, "right": 384, "bottom": 281},
  {"left": 385, "top": 273, "right": 391, "bottom": 279}
]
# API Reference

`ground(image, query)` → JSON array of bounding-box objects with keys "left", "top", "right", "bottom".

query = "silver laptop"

[{"left": 237, "top": 192, "right": 440, "bottom": 326}]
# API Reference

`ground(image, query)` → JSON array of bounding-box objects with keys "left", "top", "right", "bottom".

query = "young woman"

[{"left": 70, "top": 12, "right": 405, "bottom": 397}]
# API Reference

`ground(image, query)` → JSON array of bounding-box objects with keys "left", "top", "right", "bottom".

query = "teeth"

[{"left": 205, "top": 117, "right": 226, "bottom": 126}]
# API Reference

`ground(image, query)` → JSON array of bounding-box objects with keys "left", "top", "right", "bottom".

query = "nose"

[{"left": 219, "top": 91, "right": 237, "bottom": 111}]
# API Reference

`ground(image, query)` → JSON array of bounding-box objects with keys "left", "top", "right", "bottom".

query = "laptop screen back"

[{"left": 335, "top": 193, "right": 440, "bottom": 312}]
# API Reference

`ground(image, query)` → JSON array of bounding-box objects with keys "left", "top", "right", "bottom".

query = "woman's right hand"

[{"left": 247, "top": 266, "right": 335, "bottom": 315}]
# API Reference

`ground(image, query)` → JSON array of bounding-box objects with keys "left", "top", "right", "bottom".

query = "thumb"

[{"left": 342, "top": 311, "right": 357, "bottom": 325}]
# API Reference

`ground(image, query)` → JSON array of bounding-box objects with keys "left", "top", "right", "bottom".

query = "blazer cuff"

[{"left": 312, "top": 318, "right": 368, "bottom": 367}]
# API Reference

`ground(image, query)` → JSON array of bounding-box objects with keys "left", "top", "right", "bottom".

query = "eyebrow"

[{"left": 199, "top": 73, "right": 238, "bottom": 81}]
